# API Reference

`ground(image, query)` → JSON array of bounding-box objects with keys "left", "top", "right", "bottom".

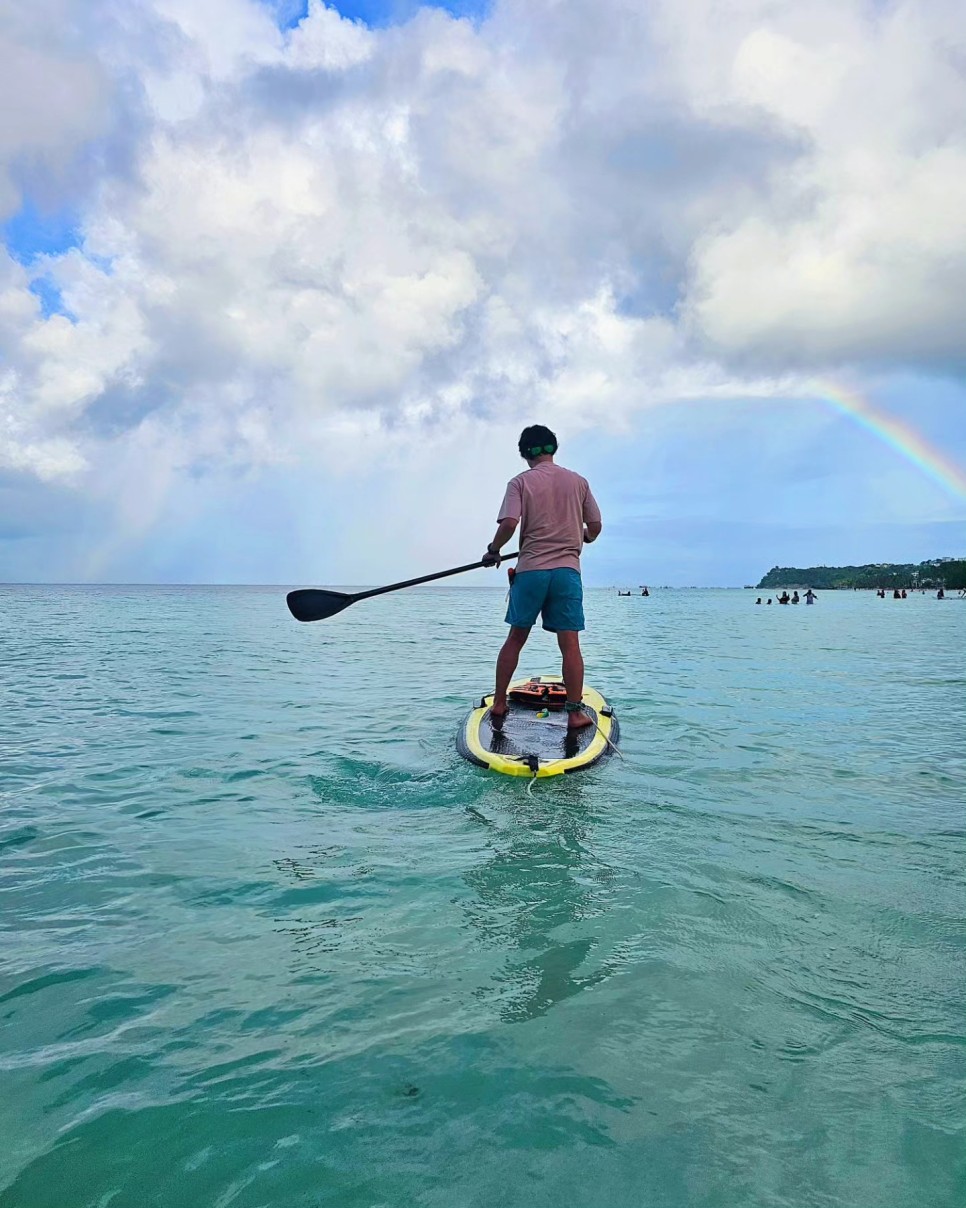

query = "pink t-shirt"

[{"left": 498, "top": 462, "right": 601, "bottom": 573}]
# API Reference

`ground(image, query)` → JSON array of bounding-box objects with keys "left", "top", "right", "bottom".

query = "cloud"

[
  {"left": 0, "top": 1, "right": 112, "bottom": 220},
  {"left": 679, "top": 1, "right": 966, "bottom": 369},
  {"left": 0, "top": 0, "right": 964, "bottom": 578}
]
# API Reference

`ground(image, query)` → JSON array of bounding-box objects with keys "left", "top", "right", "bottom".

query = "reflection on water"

[{"left": 464, "top": 786, "right": 621, "bottom": 1022}]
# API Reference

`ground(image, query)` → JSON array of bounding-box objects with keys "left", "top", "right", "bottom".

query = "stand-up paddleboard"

[{"left": 457, "top": 675, "right": 619, "bottom": 778}]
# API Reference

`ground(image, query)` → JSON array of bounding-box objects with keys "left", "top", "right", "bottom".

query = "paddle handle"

[{"left": 353, "top": 551, "right": 520, "bottom": 602}]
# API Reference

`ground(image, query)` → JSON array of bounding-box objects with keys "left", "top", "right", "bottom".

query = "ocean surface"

[{"left": 1, "top": 584, "right": 963, "bottom": 1208}]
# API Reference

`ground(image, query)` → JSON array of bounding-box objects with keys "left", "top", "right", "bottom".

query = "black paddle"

[{"left": 286, "top": 551, "right": 520, "bottom": 622}]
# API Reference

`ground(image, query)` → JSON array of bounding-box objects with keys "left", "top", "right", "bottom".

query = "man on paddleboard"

[{"left": 482, "top": 425, "right": 602, "bottom": 731}]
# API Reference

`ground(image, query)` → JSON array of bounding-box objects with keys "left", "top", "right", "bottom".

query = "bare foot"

[
  {"left": 567, "top": 710, "right": 594, "bottom": 731},
  {"left": 489, "top": 704, "right": 508, "bottom": 728}
]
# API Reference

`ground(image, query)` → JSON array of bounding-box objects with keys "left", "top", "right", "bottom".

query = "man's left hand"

[{"left": 482, "top": 547, "right": 501, "bottom": 567}]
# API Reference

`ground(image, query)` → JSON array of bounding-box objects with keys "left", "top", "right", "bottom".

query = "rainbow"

[{"left": 813, "top": 381, "right": 966, "bottom": 503}]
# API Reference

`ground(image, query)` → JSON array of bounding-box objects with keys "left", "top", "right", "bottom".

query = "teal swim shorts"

[{"left": 505, "top": 568, "right": 585, "bottom": 632}]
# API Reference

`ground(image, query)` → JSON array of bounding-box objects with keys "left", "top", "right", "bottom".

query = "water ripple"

[{"left": 1, "top": 585, "right": 963, "bottom": 1207}]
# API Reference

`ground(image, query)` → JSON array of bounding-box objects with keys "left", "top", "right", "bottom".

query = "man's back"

[{"left": 499, "top": 462, "right": 600, "bottom": 574}]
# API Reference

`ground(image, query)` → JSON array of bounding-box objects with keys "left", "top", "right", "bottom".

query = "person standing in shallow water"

[{"left": 482, "top": 425, "right": 602, "bottom": 732}]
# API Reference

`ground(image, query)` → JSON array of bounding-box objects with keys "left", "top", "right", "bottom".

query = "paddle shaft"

[{"left": 352, "top": 551, "right": 519, "bottom": 602}]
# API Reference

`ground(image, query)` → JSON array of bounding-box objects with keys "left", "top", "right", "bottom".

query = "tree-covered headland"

[{"left": 757, "top": 558, "right": 966, "bottom": 590}]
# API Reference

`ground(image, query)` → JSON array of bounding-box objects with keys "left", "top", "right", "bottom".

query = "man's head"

[{"left": 518, "top": 424, "right": 558, "bottom": 462}]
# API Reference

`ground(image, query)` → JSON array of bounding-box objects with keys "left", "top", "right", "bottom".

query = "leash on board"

[
  {"left": 499, "top": 753, "right": 542, "bottom": 794},
  {"left": 525, "top": 752, "right": 539, "bottom": 795},
  {"left": 591, "top": 715, "right": 624, "bottom": 760},
  {"left": 541, "top": 710, "right": 626, "bottom": 761}
]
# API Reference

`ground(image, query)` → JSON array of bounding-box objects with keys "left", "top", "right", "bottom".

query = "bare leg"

[
  {"left": 492, "top": 626, "right": 531, "bottom": 720},
  {"left": 557, "top": 630, "right": 593, "bottom": 730}
]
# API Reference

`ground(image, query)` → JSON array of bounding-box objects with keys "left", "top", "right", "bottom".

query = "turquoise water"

[{"left": 1, "top": 585, "right": 963, "bottom": 1208}]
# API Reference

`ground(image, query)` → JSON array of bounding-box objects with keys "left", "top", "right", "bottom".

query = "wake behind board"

[{"left": 457, "top": 676, "right": 619, "bottom": 778}]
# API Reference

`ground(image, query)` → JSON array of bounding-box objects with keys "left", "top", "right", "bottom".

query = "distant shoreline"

[{"left": 757, "top": 557, "right": 965, "bottom": 592}]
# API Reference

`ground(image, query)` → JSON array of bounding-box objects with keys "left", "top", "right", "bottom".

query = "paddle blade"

[{"left": 286, "top": 589, "right": 355, "bottom": 623}]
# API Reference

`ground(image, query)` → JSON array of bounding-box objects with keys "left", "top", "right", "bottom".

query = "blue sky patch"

[
  {"left": 267, "top": 0, "right": 490, "bottom": 31},
  {"left": 2, "top": 200, "right": 81, "bottom": 266},
  {"left": 28, "top": 277, "right": 75, "bottom": 322}
]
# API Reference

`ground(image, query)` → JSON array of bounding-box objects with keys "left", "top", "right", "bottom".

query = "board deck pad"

[
  {"left": 479, "top": 702, "right": 598, "bottom": 763},
  {"left": 457, "top": 676, "right": 619, "bottom": 778}
]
